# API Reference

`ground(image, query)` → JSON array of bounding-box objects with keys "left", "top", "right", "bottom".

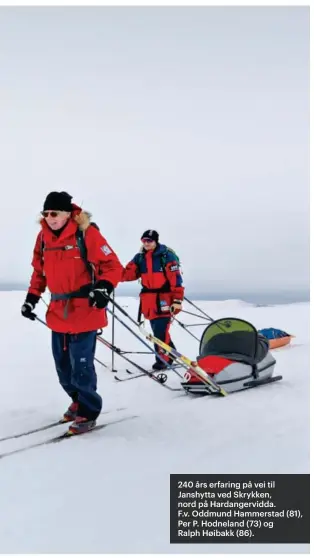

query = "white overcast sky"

[{"left": 0, "top": 6, "right": 309, "bottom": 296}]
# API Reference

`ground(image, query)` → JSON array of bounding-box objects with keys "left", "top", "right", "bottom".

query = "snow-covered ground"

[{"left": 0, "top": 292, "right": 309, "bottom": 553}]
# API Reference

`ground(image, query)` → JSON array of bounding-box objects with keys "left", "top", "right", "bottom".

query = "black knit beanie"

[
  {"left": 43, "top": 191, "right": 73, "bottom": 212},
  {"left": 141, "top": 229, "right": 159, "bottom": 243}
]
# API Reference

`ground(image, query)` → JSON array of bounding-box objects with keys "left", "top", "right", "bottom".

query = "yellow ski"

[{"left": 138, "top": 324, "right": 228, "bottom": 396}]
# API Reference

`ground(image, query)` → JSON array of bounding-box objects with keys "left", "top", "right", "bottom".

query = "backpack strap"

[
  {"left": 75, "top": 226, "right": 97, "bottom": 284},
  {"left": 40, "top": 231, "right": 44, "bottom": 262},
  {"left": 40, "top": 223, "right": 99, "bottom": 284},
  {"left": 160, "top": 247, "right": 180, "bottom": 278}
]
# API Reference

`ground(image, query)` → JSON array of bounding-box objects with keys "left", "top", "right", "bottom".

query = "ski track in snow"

[{"left": 0, "top": 293, "right": 309, "bottom": 553}]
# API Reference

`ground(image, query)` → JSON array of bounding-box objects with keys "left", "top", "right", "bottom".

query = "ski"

[
  {"left": 115, "top": 368, "right": 168, "bottom": 381},
  {"left": 0, "top": 420, "right": 65, "bottom": 443},
  {"left": 114, "top": 371, "right": 148, "bottom": 382},
  {"left": 125, "top": 363, "right": 181, "bottom": 375},
  {"left": 115, "top": 365, "right": 180, "bottom": 381},
  {"left": 44, "top": 415, "right": 138, "bottom": 444},
  {"left": 0, "top": 415, "right": 138, "bottom": 460},
  {"left": 114, "top": 367, "right": 182, "bottom": 391},
  {"left": 115, "top": 362, "right": 181, "bottom": 380},
  {"left": 0, "top": 407, "right": 127, "bottom": 443}
]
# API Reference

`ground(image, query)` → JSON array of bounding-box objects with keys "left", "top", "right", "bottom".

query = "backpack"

[
  {"left": 40, "top": 222, "right": 99, "bottom": 282},
  {"left": 161, "top": 247, "right": 181, "bottom": 273}
]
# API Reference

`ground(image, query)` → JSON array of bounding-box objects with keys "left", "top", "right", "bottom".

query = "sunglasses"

[
  {"left": 41, "top": 210, "right": 62, "bottom": 218},
  {"left": 141, "top": 238, "right": 154, "bottom": 243}
]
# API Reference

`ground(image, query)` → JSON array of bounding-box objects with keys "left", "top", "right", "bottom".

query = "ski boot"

[
  {"left": 67, "top": 416, "right": 96, "bottom": 436},
  {"left": 60, "top": 401, "right": 79, "bottom": 423},
  {"left": 152, "top": 360, "right": 167, "bottom": 371}
]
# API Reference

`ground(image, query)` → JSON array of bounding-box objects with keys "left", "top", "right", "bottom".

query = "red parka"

[
  {"left": 122, "top": 244, "right": 184, "bottom": 320},
  {"left": 27, "top": 206, "right": 123, "bottom": 333}
]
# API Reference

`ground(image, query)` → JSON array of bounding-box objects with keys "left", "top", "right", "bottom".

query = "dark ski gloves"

[
  {"left": 21, "top": 293, "right": 41, "bottom": 321},
  {"left": 88, "top": 280, "right": 114, "bottom": 309}
]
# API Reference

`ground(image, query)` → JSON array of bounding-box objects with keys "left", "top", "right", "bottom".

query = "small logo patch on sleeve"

[
  {"left": 170, "top": 264, "right": 179, "bottom": 271},
  {"left": 101, "top": 245, "right": 112, "bottom": 256}
]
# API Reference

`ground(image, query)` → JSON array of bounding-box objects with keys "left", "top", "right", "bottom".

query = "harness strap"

[
  {"left": 50, "top": 283, "right": 93, "bottom": 301},
  {"left": 50, "top": 284, "right": 93, "bottom": 318},
  {"left": 138, "top": 283, "right": 171, "bottom": 318}
]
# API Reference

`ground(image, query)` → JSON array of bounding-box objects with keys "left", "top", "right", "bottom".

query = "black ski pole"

[
  {"left": 96, "top": 335, "right": 154, "bottom": 375},
  {"left": 119, "top": 350, "right": 152, "bottom": 355},
  {"left": 111, "top": 290, "right": 117, "bottom": 372},
  {"left": 35, "top": 316, "right": 47, "bottom": 326},
  {"left": 95, "top": 356, "right": 109, "bottom": 369}
]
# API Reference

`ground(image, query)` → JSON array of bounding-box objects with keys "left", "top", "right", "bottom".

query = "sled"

[
  {"left": 181, "top": 317, "right": 282, "bottom": 395},
  {"left": 258, "top": 328, "right": 294, "bottom": 350}
]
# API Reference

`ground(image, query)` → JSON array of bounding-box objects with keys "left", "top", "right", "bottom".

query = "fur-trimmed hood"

[
  {"left": 38, "top": 204, "right": 92, "bottom": 232},
  {"left": 73, "top": 209, "right": 92, "bottom": 231}
]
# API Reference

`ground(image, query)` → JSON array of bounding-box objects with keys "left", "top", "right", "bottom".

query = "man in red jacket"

[
  {"left": 21, "top": 191, "right": 123, "bottom": 435},
  {"left": 122, "top": 229, "right": 184, "bottom": 371}
]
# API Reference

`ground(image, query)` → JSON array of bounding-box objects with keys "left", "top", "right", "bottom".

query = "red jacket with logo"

[
  {"left": 27, "top": 207, "right": 123, "bottom": 333},
  {"left": 122, "top": 244, "right": 184, "bottom": 320}
]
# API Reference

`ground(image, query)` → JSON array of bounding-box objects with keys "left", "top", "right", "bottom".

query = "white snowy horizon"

[
  {"left": 0, "top": 283, "right": 310, "bottom": 307},
  {"left": 0, "top": 292, "right": 309, "bottom": 554}
]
